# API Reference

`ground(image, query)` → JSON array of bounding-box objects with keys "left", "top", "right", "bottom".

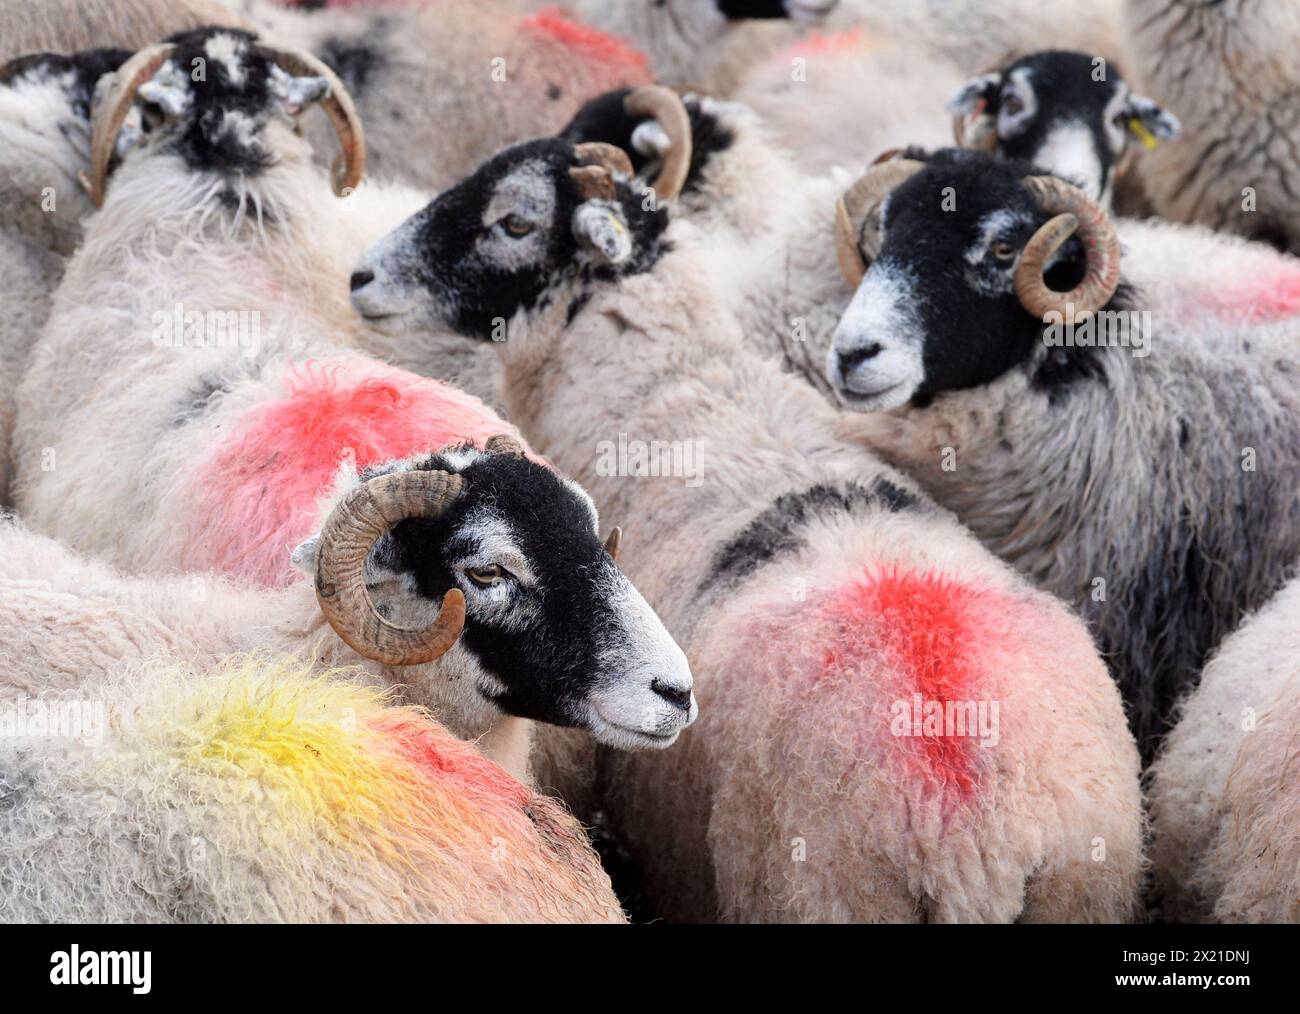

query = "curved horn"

[
  {"left": 834, "top": 157, "right": 925, "bottom": 286},
  {"left": 569, "top": 165, "right": 614, "bottom": 201},
  {"left": 255, "top": 43, "right": 365, "bottom": 196},
  {"left": 314, "top": 470, "right": 466, "bottom": 666},
  {"left": 484, "top": 433, "right": 527, "bottom": 457},
  {"left": 623, "top": 85, "right": 691, "bottom": 202},
  {"left": 1014, "top": 175, "right": 1121, "bottom": 323},
  {"left": 603, "top": 526, "right": 622, "bottom": 562},
  {"left": 574, "top": 142, "right": 634, "bottom": 179},
  {"left": 85, "top": 43, "right": 176, "bottom": 209},
  {"left": 952, "top": 109, "right": 998, "bottom": 152}
]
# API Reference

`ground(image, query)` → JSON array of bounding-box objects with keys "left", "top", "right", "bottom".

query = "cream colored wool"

[
  {"left": 235, "top": 0, "right": 654, "bottom": 193},
  {"left": 1149, "top": 575, "right": 1300, "bottom": 924},
  {"left": 0, "top": 0, "right": 247, "bottom": 59},
  {"left": 0, "top": 233, "right": 61, "bottom": 506},
  {"left": 1124, "top": 0, "right": 1300, "bottom": 254},
  {"left": 561, "top": 0, "right": 1125, "bottom": 94},
  {"left": 0, "top": 524, "right": 624, "bottom": 923}
]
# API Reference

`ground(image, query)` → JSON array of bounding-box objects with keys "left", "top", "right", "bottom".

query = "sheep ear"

[
  {"left": 268, "top": 65, "right": 331, "bottom": 117},
  {"left": 947, "top": 72, "right": 1001, "bottom": 116},
  {"left": 572, "top": 202, "right": 633, "bottom": 267},
  {"left": 1125, "top": 94, "right": 1180, "bottom": 143},
  {"left": 136, "top": 61, "right": 192, "bottom": 118},
  {"left": 290, "top": 536, "right": 319, "bottom": 575}
]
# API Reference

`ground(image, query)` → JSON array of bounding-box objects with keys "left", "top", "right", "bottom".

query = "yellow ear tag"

[{"left": 1128, "top": 117, "right": 1160, "bottom": 151}]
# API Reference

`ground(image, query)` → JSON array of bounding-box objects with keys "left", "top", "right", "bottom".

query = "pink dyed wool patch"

[
  {"left": 522, "top": 8, "right": 651, "bottom": 78},
  {"left": 821, "top": 567, "right": 1007, "bottom": 798},
  {"left": 183, "top": 361, "right": 525, "bottom": 587}
]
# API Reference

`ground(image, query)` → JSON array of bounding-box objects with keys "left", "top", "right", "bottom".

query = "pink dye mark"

[
  {"left": 522, "top": 7, "right": 651, "bottom": 77},
  {"left": 183, "top": 360, "right": 532, "bottom": 588},
  {"left": 821, "top": 567, "right": 1007, "bottom": 798}
]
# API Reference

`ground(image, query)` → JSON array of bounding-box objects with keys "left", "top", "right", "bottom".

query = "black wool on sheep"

[{"left": 708, "top": 477, "right": 924, "bottom": 590}]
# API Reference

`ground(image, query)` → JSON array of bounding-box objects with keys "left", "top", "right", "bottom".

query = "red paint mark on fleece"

[
  {"left": 183, "top": 361, "right": 533, "bottom": 588},
  {"left": 822, "top": 568, "right": 1001, "bottom": 798},
  {"left": 786, "top": 26, "right": 871, "bottom": 57},
  {"left": 1205, "top": 267, "right": 1300, "bottom": 325},
  {"left": 368, "top": 710, "right": 532, "bottom": 808},
  {"left": 522, "top": 8, "right": 651, "bottom": 78}
]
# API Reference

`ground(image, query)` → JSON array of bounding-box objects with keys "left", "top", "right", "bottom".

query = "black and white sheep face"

[
  {"left": 122, "top": 29, "right": 329, "bottom": 186},
  {"left": 0, "top": 49, "right": 129, "bottom": 239},
  {"left": 948, "top": 51, "right": 1179, "bottom": 204},
  {"left": 829, "top": 153, "right": 1099, "bottom": 411},
  {"left": 351, "top": 138, "right": 668, "bottom": 340},
  {"left": 296, "top": 445, "right": 697, "bottom": 749}
]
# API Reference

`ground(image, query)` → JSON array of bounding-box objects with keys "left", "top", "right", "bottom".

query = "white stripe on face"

[
  {"left": 827, "top": 262, "right": 926, "bottom": 412},
  {"left": 1032, "top": 122, "right": 1106, "bottom": 201}
]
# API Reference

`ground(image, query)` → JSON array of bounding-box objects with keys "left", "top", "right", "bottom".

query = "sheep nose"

[
  {"left": 838, "top": 344, "right": 883, "bottom": 375},
  {"left": 350, "top": 269, "right": 375, "bottom": 292},
  {"left": 651, "top": 678, "right": 693, "bottom": 712}
]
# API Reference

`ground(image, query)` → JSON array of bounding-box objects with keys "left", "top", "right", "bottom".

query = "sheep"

[
  {"left": 0, "top": 44, "right": 204, "bottom": 506},
  {"left": 724, "top": 44, "right": 1178, "bottom": 208},
  {"left": 825, "top": 149, "right": 1300, "bottom": 760},
  {"left": 0, "top": 48, "right": 137, "bottom": 506},
  {"left": 231, "top": 0, "right": 656, "bottom": 191},
  {"left": 945, "top": 49, "right": 1179, "bottom": 211},
  {"left": 1124, "top": 0, "right": 1300, "bottom": 254},
  {"left": 11, "top": 29, "right": 696, "bottom": 784},
  {"left": 350, "top": 91, "right": 1145, "bottom": 922},
  {"left": 552, "top": 74, "right": 1181, "bottom": 413},
  {"left": 1147, "top": 573, "right": 1300, "bottom": 924},
  {"left": 0, "top": 524, "right": 625, "bottom": 923}
]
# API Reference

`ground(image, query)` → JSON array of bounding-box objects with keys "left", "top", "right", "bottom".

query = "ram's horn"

[
  {"left": 834, "top": 156, "right": 926, "bottom": 286},
  {"left": 952, "top": 109, "right": 998, "bottom": 151},
  {"left": 569, "top": 164, "right": 616, "bottom": 201},
  {"left": 85, "top": 43, "right": 176, "bottom": 208},
  {"left": 255, "top": 43, "right": 365, "bottom": 196},
  {"left": 623, "top": 85, "right": 692, "bottom": 201},
  {"left": 603, "top": 526, "right": 622, "bottom": 562},
  {"left": 314, "top": 470, "right": 466, "bottom": 666},
  {"left": 574, "top": 141, "right": 634, "bottom": 178},
  {"left": 484, "top": 433, "right": 527, "bottom": 457},
  {"left": 1014, "top": 175, "right": 1121, "bottom": 324}
]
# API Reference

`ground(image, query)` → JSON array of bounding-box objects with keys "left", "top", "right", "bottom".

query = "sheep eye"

[
  {"left": 501, "top": 214, "right": 533, "bottom": 238},
  {"left": 465, "top": 564, "right": 508, "bottom": 587},
  {"left": 991, "top": 242, "right": 1018, "bottom": 263}
]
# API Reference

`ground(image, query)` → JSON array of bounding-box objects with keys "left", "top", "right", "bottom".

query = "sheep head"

[
  {"left": 828, "top": 150, "right": 1124, "bottom": 413},
  {"left": 293, "top": 441, "right": 695, "bottom": 750},
  {"left": 350, "top": 88, "right": 694, "bottom": 342},
  {"left": 947, "top": 50, "right": 1179, "bottom": 207},
  {"left": 85, "top": 28, "right": 365, "bottom": 208}
]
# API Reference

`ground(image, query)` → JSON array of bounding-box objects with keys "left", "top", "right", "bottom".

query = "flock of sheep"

[{"left": 0, "top": 0, "right": 1296, "bottom": 925}]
